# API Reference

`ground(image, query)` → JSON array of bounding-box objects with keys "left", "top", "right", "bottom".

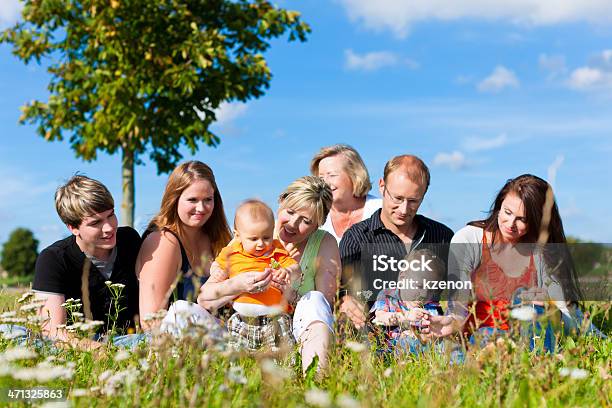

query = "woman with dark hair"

[
  {"left": 428, "top": 174, "right": 589, "bottom": 348},
  {"left": 136, "top": 160, "right": 232, "bottom": 330}
]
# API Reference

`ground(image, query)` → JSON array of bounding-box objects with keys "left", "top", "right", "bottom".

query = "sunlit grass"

[{"left": 0, "top": 292, "right": 610, "bottom": 407}]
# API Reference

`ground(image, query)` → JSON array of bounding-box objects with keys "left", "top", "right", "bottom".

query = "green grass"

[{"left": 0, "top": 293, "right": 610, "bottom": 407}]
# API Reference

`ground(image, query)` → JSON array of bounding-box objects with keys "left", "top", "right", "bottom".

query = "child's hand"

[
  {"left": 396, "top": 308, "right": 429, "bottom": 326},
  {"left": 271, "top": 267, "right": 291, "bottom": 285}
]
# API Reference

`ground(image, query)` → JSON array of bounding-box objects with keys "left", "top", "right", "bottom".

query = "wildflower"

[
  {"left": 39, "top": 401, "right": 70, "bottom": 408},
  {"left": 114, "top": 349, "right": 131, "bottom": 362},
  {"left": 510, "top": 306, "right": 536, "bottom": 321},
  {"left": 345, "top": 341, "right": 367, "bottom": 353},
  {"left": 304, "top": 388, "right": 332, "bottom": 408},
  {"left": 383, "top": 367, "right": 393, "bottom": 378},
  {"left": 2, "top": 346, "right": 37, "bottom": 361},
  {"left": 79, "top": 320, "right": 104, "bottom": 331},
  {"left": 104, "top": 280, "right": 112, "bottom": 286},
  {"left": 109, "top": 283, "right": 126, "bottom": 290},
  {"left": 570, "top": 368, "right": 588, "bottom": 380},
  {"left": 99, "top": 370, "right": 113, "bottom": 383},
  {"left": 12, "top": 363, "right": 74, "bottom": 382},
  {"left": 142, "top": 310, "right": 167, "bottom": 321},
  {"left": 337, "top": 394, "right": 361, "bottom": 408},
  {"left": 227, "top": 365, "right": 247, "bottom": 385},
  {"left": 99, "top": 368, "right": 140, "bottom": 396},
  {"left": 72, "top": 388, "right": 88, "bottom": 397},
  {"left": 17, "top": 291, "right": 35, "bottom": 303},
  {"left": 26, "top": 315, "right": 47, "bottom": 325},
  {"left": 19, "top": 300, "right": 47, "bottom": 312},
  {"left": 72, "top": 312, "right": 84, "bottom": 318},
  {"left": 559, "top": 367, "right": 589, "bottom": 379},
  {"left": 1, "top": 317, "right": 27, "bottom": 324},
  {"left": 0, "top": 311, "right": 16, "bottom": 318}
]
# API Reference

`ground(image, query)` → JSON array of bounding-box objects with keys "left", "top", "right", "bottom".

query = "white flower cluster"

[
  {"left": 63, "top": 320, "right": 105, "bottom": 333},
  {"left": 227, "top": 365, "right": 247, "bottom": 385},
  {"left": 142, "top": 309, "right": 168, "bottom": 322},
  {"left": 0, "top": 346, "right": 37, "bottom": 362},
  {"left": 0, "top": 347, "right": 75, "bottom": 383},
  {"left": 104, "top": 281, "right": 126, "bottom": 290},
  {"left": 11, "top": 361, "right": 75, "bottom": 382},
  {"left": 96, "top": 367, "right": 140, "bottom": 396},
  {"left": 559, "top": 367, "right": 589, "bottom": 379}
]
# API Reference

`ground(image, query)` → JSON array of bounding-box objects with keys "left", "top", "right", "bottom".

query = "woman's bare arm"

[
  {"left": 314, "top": 232, "right": 340, "bottom": 306},
  {"left": 136, "top": 231, "right": 182, "bottom": 329}
]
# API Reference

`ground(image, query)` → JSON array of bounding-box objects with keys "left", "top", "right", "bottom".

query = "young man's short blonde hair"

[
  {"left": 310, "top": 144, "right": 372, "bottom": 198},
  {"left": 55, "top": 175, "right": 114, "bottom": 228},
  {"left": 383, "top": 155, "right": 430, "bottom": 193},
  {"left": 278, "top": 176, "right": 332, "bottom": 227},
  {"left": 234, "top": 199, "right": 275, "bottom": 230}
]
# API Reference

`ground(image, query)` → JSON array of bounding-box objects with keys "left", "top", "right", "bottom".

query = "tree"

[
  {"left": 1, "top": 0, "right": 310, "bottom": 226},
  {"left": 1, "top": 228, "right": 39, "bottom": 277}
]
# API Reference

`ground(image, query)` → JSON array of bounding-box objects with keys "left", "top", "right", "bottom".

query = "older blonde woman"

[
  {"left": 311, "top": 144, "right": 381, "bottom": 243},
  {"left": 199, "top": 176, "right": 340, "bottom": 373}
]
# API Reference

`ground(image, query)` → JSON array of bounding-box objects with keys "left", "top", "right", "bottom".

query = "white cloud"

[
  {"left": 539, "top": 54, "right": 567, "bottom": 79},
  {"left": 477, "top": 66, "right": 519, "bottom": 93},
  {"left": 344, "top": 49, "right": 418, "bottom": 71},
  {"left": 433, "top": 151, "right": 468, "bottom": 171},
  {"left": 566, "top": 50, "right": 612, "bottom": 91},
  {"left": 547, "top": 154, "right": 565, "bottom": 188},
  {"left": 195, "top": 102, "right": 248, "bottom": 128},
  {"left": 0, "top": 176, "right": 56, "bottom": 205},
  {"left": 462, "top": 134, "right": 509, "bottom": 152},
  {"left": 0, "top": 0, "right": 22, "bottom": 27},
  {"left": 337, "top": 0, "right": 612, "bottom": 38},
  {"left": 213, "top": 102, "right": 248, "bottom": 127}
]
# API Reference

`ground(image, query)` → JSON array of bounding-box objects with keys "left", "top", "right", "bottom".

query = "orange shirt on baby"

[{"left": 215, "top": 239, "right": 297, "bottom": 309}]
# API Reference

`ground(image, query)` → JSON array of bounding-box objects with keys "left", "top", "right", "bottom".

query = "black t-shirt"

[{"left": 33, "top": 226, "right": 141, "bottom": 334}]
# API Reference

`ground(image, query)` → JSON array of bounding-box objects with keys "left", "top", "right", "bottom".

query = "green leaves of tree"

[{"left": 1, "top": 0, "right": 310, "bottom": 174}]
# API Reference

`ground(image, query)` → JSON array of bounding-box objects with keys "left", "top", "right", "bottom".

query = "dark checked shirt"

[{"left": 339, "top": 209, "right": 454, "bottom": 306}]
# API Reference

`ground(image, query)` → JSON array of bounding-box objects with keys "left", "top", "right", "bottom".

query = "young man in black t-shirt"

[{"left": 32, "top": 175, "right": 141, "bottom": 348}]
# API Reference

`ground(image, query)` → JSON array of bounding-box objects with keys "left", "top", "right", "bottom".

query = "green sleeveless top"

[{"left": 296, "top": 229, "right": 326, "bottom": 296}]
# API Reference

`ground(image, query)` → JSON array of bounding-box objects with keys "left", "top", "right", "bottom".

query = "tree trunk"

[{"left": 121, "top": 147, "right": 135, "bottom": 227}]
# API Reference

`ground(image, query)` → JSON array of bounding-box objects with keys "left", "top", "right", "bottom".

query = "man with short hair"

[
  {"left": 338, "top": 155, "right": 454, "bottom": 329},
  {"left": 32, "top": 175, "right": 141, "bottom": 347}
]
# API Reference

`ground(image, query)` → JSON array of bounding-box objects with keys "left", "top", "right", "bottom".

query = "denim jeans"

[{"left": 0, "top": 324, "right": 149, "bottom": 349}]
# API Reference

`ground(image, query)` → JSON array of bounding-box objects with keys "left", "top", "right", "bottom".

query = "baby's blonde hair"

[{"left": 234, "top": 199, "right": 275, "bottom": 231}]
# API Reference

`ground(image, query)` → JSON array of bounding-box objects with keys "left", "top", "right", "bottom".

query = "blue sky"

[{"left": 1, "top": 0, "right": 612, "bottom": 250}]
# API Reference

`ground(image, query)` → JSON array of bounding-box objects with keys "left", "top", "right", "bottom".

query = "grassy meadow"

[{"left": 0, "top": 288, "right": 610, "bottom": 407}]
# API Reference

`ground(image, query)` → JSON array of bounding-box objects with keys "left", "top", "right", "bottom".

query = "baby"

[
  {"left": 371, "top": 249, "right": 445, "bottom": 346},
  {"left": 211, "top": 199, "right": 300, "bottom": 350}
]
